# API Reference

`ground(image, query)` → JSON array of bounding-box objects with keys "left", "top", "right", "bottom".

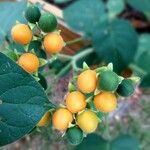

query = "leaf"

[
  {"left": 107, "top": 0, "right": 125, "bottom": 19},
  {"left": 38, "top": 73, "right": 48, "bottom": 90},
  {"left": 54, "top": 0, "right": 72, "bottom": 4},
  {"left": 82, "top": 62, "right": 90, "bottom": 70},
  {"left": 39, "top": 58, "right": 48, "bottom": 67},
  {"left": 2, "top": 48, "right": 18, "bottom": 61},
  {"left": 75, "top": 134, "right": 109, "bottom": 150},
  {"left": 96, "top": 112, "right": 106, "bottom": 121},
  {"left": 75, "top": 50, "right": 100, "bottom": 69},
  {"left": 133, "top": 34, "right": 150, "bottom": 87},
  {"left": 9, "top": 42, "right": 25, "bottom": 53},
  {"left": 0, "top": 52, "right": 53, "bottom": 146},
  {"left": 127, "top": 0, "right": 150, "bottom": 20},
  {"left": 110, "top": 134, "right": 140, "bottom": 150},
  {"left": 49, "top": 59, "right": 71, "bottom": 77},
  {"left": 140, "top": 74, "right": 150, "bottom": 88},
  {"left": 134, "top": 34, "right": 150, "bottom": 73},
  {"left": 134, "top": 50, "right": 150, "bottom": 74},
  {"left": 63, "top": 0, "right": 107, "bottom": 34},
  {"left": 92, "top": 19, "right": 138, "bottom": 73},
  {"left": 0, "top": 1, "right": 27, "bottom": 43},
  {"left": 28, "top": 40, "right": 47, "bottom": 59}
]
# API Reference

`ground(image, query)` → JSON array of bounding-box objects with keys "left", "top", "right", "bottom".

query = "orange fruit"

[
  {"left": 77, "top": 110, "right": 99, "bottom": 133},
  {"left": 65, "top": 91, "right": 86, "bottom": 113},
  {"left": 11, "top": 24, "right": 32, "bottom": 45},
  {"left": 43, "top": 32, "right": 64, "bottom": 54},
  {"left": 94, "top": 92, "right": 117, "bottom": 113},
  {"left": 18, "top": 53, "right": 39, "bottom": 74},
  {"left": 52, "top": 108, "right": 73, "bottom": 131},
  {"left": 77, "top": 70, "right": 97, "bottom": 93},
  {"left": 37, "top": 111, "right": 51, "bottom": 127}
]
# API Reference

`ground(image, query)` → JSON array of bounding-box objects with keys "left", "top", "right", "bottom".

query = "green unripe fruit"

[
  {"left": 25, "top": 5, "right": 41, "bottom": 23},
  {"left": 66, "top": 126, "right": 83, "bottom": 145},
  {"left": 98, "top": 70, "right": 120, "bottom": 91},
  {"left": 117, "top": 79, "right": 134, "bottom": 97},
  {"left": 38, "top": 13, "right": 57, "bottom": 32}
]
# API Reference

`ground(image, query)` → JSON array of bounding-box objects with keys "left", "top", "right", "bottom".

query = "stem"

[
  {"left": 129, "top": 64, "right": 147, "bottom": 75},
  {"left": 105, "top": 115, "right": 111, "bottom": 141},
  {"left": 43, "top": 48, "right": 94, "bottom": 94},
  {"left": 72, "top": 48, "right": 94, "bottom": 71},
  {"left": 66, "top": 37, "right": 85, "bottom": 45},
  {"left": 56, "top": 62, "right": 72, "bottom": 79},
  {"left": 42, "top": 70, "right": 54, "bottom": 77},
  {"left": 73, "top": 48, "right": 94, "bottom": 60},
  {"left": 57, "top": 53, "right": 72, "bottom": 60}
]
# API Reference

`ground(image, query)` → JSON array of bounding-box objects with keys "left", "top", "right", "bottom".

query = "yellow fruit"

[
  {"left": 43, "top": 32, "right": 64, "bottom": 54},
  {"left": 18, "top": 53, "right": 39, "bottom": 74},
  {"left": 52, "top": 108, "right": 73, "bottom": 131},
  {"left": 65, "top": 91, "right": 86, "bottom": 113},
  {"left": 77, "top": 110, "right": 99, "bottom": 133},
  {"left": 37, "top": 111, "right": 51, "bottom": 127},
  {"left": 77, "top": 70, "right": 97, "bottom": 93},
  {"left": 11, "top": 24, "right": 32, "bottom": 45},
  {"left": 94, "top": 92, "right": 117, "bottom": 113}
]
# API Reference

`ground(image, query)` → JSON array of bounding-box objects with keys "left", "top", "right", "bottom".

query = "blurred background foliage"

[{"left": 0, "top": 0, "right": 150, "bottom": 150}]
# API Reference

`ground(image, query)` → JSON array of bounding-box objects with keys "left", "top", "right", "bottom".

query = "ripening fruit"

[
  {"left": 25, "top": 5, "right": 41, "bottom": 23},
  {"left": 98, "top": 70, "right": 119, "bottom": 91},
  {"left": 77, "top": 70, "right": 97, "bottom": 93},
  {"left": 77, "top": 110, "right": 99, "bottom": 133},
  {"left": 52, "top": 108, "right": 73, "bottom": 131},
  {"left": 38, "top": 12, "right": 57, "bottom": 32},
  {"left": 66, "top": 126, "right": 83, "bottom": 145},
  {"left": 94, "top": 92, "right": 117, "bottom": 113},
  {"left": 117, "top": 79, "right": 134, "bottom": 97},
  {"left": 37, "top": 111, "right": 51, "bottom": 127},
  {"left": 43, "top": 33, "right": 64, "bottom": 54},
  {"left": 18, "top": 53, "right": 39, "bottom": 74},
  {"left": 11, "top": 24, "right": 32, "bottom": 45},
  {"left": 65, "top": 91, "right": 87, "bottom": 113}
]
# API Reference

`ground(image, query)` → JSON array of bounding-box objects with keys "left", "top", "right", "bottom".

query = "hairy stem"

[{"left": 66, "top": 37, "right": 85, "bottom": 45}]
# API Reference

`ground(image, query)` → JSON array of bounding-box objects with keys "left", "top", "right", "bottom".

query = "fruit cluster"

[
  {"left": 6, "top": 3, "right": 138, "bottom": 146},
  {"left": 10, "top": 4, "right": 64, "bottom": 74},
  {"left": 37, "top": 63, "right": 136, "bottom": 145}
]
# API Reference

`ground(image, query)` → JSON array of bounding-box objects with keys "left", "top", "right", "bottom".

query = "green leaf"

[
  {"left": 2, "top": 48, "right": 18, "bottom": 61},
  {"left": 0, "top": 1, "right": 27, "bottom": 43},
  {"left": 110, "top": 134, "right": 140, "bottom": 150},
  {"left": 63, "top": 0, "right": 107, "bottom": 34},
  {"left": 87, "top": 101, "right": 97, "bottom": 112},
  {"left": 9, "top": 42, "right": 25, "bottom": 53},
  {"left": 49, "top": 59, "right": 71, "bottom": 77},
  {"left": 133, "top": 34, "right": 150, "bottom": 87},
  {"left": 28, "top": 40, "right": 47, "bottom": 59},
  {"left": 127, "top": 0, "right": 150, "bottom": 20},
  {"left": 92, "top": 19, "right": 138, "bottom": 73},
  {"left": 135, "top": 50, "right": 150, "bottom": 73},
  {"left": 96, "top": 112, "right": 106, "bottom": 121},
  {"left": 39, "top": 58, "right": 48, "bottom": 67},
  {"left": 0, "top": 52, "right": 53, "bottom": 146},
  {"left": 54, "top": 0, "right": 72, "bottom": 4},
  {"left": 107, "top": 0, "right": 125, "bottom": 19},
  {"left": 76, "top": 51, "right": 100, "bottom": 69},
  {"left": 140, "top": 74, "right": 150, "bottom": 88},
  {"left": 134, "top": 34, "right": 150, "bottom": 73},
  {"left": 38, "top": 73, "right": 48, "bottom": 90},
  {"left": 75, "top": 134, "right": 109, "bottom": 150},
  {"left": 68, "top": 82, "right": 76, "bottom": 92},
  {"left": 82, "top": 62, "right": 90, "bottom": 70}
]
